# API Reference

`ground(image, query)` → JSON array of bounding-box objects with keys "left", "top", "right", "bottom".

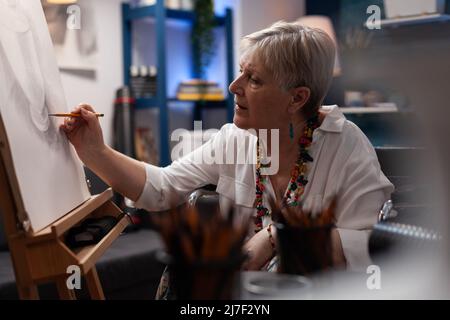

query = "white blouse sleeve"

[
  {"left": 335, "top": 125, "right": 394, "bottom": 271},
  {"left": 130, "top": 125, "right": 228, "bottom": 212}
]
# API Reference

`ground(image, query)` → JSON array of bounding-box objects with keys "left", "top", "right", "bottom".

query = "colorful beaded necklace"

[{"left": 254, "top": 115, "right": 320, "bottom": 232}]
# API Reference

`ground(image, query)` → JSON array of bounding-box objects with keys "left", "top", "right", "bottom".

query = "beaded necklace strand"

[{"left": 254, "top": 115, "right": 320, "bottom": 232}]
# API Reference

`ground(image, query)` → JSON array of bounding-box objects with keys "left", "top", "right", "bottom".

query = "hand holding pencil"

[{"left": 59, "top": 103, "right": 106, "bottom": 161}]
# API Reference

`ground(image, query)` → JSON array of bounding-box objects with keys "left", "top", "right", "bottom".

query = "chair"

[
  {"left": 369, "top": 147, "right": 441, "bottom": 264},
  {"left": 187, "top": 185, "right": 219, "bottom": 219},
  {"left": 369, "top": 199, "right": 441, "bottom": 265}
]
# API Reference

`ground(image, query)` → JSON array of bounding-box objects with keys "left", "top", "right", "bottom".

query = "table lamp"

[{"left": 296, "top": 15, "right": 342, "bottom": 77}]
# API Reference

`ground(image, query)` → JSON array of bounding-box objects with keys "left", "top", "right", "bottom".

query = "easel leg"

[
  {"left": 56, "top": 276, "right": 77, "bottom": 300},
  {"left": 85, "top": 267, "right": 105, "bottom": 300}
]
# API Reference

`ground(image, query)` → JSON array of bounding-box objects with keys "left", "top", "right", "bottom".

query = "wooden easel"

[{"left": 0, "top": 114, "right": 130, "bottom": 300}]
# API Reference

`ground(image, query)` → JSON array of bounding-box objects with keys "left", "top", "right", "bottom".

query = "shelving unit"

[
  {"left": 122, "top": 0, "right": 234, "bottom": 166},
  {"left": 308, "top": 1, "right": 443, "bottom": 149}
]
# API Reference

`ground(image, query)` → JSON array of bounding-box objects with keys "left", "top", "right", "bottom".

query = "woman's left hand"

[{"left": 242, "top": 226, "right": 276, "bottom": 271}]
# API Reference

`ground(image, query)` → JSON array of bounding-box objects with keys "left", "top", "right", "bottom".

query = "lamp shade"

[{"left": 296, "top": 15, "right": 342, "bottom": 77}]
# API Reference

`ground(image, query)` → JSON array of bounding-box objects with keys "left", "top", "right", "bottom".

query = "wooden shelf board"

[
  {"left": 32, "top": 189, "right": 114, "bottom": 238},
  {"left": 364, "top": 14, "right": 450, "bottom": 28},
  {"left": 340, "top": 105, "right": 399, "bottom": 114}
]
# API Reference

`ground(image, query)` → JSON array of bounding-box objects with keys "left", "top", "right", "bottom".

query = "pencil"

[{"left": 49, "top": 113, "right": 104, "bottom": 117}]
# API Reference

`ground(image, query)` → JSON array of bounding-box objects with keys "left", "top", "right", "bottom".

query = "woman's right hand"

[
  {"left": 60, "top": 104, "right": 106, "bottom": 162},
  {"left": 60, "top": 104, "right": 146, "bottom": 202}
]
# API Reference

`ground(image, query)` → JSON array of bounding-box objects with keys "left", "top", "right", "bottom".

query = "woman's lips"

[{"left": 235, "top": 103, "right": 248, "bottom": 110}]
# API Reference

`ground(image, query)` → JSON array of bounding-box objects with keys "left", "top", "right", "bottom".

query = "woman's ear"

[{"left": 288, "top": 86, "right": 310, "bottom": 114}]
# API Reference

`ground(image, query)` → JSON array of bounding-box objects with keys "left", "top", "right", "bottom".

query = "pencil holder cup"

[
  {"left": 275, "top": 223, "right": 334, "bottom": 276},
  {"left": 155, "top": 250, "right": 246, "bottom": 300}
]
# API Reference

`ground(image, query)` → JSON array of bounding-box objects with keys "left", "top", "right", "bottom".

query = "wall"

[{"left": 59, "top": 0, "right": 124, "bottom": 146}]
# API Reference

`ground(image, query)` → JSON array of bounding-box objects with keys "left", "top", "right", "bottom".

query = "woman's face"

[{"left": 229, "top": 52, "right": 292, "bottom": 130}]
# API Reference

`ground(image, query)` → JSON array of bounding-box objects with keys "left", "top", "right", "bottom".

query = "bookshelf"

[{"left": 122, "top": 0, "right": 234, "bottom": 166}]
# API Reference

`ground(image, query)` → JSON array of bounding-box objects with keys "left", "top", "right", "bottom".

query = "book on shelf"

[
  {"left": 178, "top": 87, "right": 223, "bottom": 94},
  {"left": 130, "top": 65, "right": 157, "bottom": 98},
  {"left": 176, "top": 79, "right": 225, "bottom": 101},
  {"left": 180, "top": 79, "right": 219, "bottom": 86},
  {"left": 177, "top": 93, "right": 225, "bottom": 101}
]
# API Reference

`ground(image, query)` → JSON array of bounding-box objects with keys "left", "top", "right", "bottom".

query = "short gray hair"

[{"left": 240, "top": 21, "right": 336, "bottom": 118}]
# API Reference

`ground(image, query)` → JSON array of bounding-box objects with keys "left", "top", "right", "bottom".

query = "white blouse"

[{"left": 133, "top": 105, "right": 394, "bottom": 271}]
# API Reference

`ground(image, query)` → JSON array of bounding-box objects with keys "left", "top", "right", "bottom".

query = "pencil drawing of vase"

[{"left": 0, "top": 0, "right": 60, "bottom": 140}]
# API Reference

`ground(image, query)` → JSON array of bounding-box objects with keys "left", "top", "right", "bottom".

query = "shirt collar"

[{"left": 317, "top": 105, "right": 346, "bottom": 133}]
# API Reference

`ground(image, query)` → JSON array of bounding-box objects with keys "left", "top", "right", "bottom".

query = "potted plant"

[{"left": 192, "top": 0, "right": 215, "bottom": 79}]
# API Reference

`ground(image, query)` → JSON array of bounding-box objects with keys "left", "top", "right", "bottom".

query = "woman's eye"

[
  {"left": 249, "top": 77, "right": 259, "bottom": 84},
  {"left": 238, "top": 69, "right": 260, "bottom": 85}
]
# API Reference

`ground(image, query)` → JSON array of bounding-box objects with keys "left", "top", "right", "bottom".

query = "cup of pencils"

[
  {"left": 272, "top": 198, "right": 336, "bottom": 276},
  {"left": 152, "top": 204, "right": 249, "bottom": 300}
]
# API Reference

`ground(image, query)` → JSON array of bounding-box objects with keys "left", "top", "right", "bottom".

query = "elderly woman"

[{"left": 62, "top": 21, "right": 393, "bottom": 287}]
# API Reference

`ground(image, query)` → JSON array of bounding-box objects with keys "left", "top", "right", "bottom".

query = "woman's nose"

[{"left": 229, "top": 78, "right": 244, "bottom": 96}]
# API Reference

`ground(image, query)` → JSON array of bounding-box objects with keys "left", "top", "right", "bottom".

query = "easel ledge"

[
  {"left": 0, "top": 114, "right": 130, "bottom": 300},
  {"left": 21, "top": 189, "right": 130, "bottom": 281}
]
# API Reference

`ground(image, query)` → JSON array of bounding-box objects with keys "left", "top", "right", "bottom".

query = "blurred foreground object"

[
  {"left": 151, "top": 202, "right": 249, "bottom": 299},
  {"left": 369, "top": 199, "right": 443, "bottom": 265},
  {"left": 272, "top": 198, "right": 337, "bottom": 276}
]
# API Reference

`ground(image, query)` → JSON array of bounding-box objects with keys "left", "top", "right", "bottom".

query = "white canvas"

[{"left": 0, "top": 0, "right": 90, "bottom": 232}]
